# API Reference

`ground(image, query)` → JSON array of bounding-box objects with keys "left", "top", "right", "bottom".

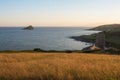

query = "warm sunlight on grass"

[{"left": 0, "top": 52, "right": 120, "bottom": 80}]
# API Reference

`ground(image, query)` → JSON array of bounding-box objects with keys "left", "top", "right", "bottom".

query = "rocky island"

[{"left": 23, "top": 25, "right": 34, "bottom": 30}]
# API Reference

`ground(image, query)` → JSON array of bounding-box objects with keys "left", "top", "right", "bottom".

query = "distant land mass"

[
  {"left": 91, "top": 24, "right": 120, "bottom": 32},
  {"left": 70, "top": 24, "right": 120, "bottom": 49},
  {"left": 23, "top": 25, "right": 34, "bottom": 30}
]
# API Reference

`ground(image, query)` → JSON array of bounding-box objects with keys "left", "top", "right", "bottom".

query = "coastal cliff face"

[
  {"left": 95, "top": 32, "right": 106, "bottom": 50},
  {"left": 92, "top": 24, "right": 120, "bottom": 49},
  {"left": 70, "top": 24, "right": 120, "bottom": 49},
  {"left": 89, "top": 24, "right": 120, "bottom": 49},
  {"left": 82, "top": 32, "right": 106, "bottom": 51}
]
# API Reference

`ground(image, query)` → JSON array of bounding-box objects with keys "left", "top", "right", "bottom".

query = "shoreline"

[
  {"left": 69, "top": 33, "right": 120, "bottom": 49},
  {"left": 0, "top": 49, "right": 119, "bottom": 54},
  {"left": 69, "top": 35, "right": 95, "bottom": 43},
  {"left": 0, "top": 49, "right": 82, "bottom": 53}
]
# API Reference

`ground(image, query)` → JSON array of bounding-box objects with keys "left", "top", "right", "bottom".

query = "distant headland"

[{"left": 70, "top": 24, "right": 120, "bottom": 51}]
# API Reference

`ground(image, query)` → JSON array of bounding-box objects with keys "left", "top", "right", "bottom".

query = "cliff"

[
  {"left": 95, "top": 32, "right": 106, "bottom": 49},
  {"left": 70, "top": 24, "right": 120, "bottom": 49}
]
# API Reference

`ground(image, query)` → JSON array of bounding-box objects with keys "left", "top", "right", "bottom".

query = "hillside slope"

[
  {"left": 70, "top": 24, "right": 120, "bottom": 49},
  {"left": 91, "top": 24, "right": 120, "bottom": 48},
  {"left": 91, "top": 24, "right": 120, "bottom": 32}
]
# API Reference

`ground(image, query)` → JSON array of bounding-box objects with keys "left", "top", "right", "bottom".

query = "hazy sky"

[{"left": 0, "top": 0, "right": 120, "bottom": 27}]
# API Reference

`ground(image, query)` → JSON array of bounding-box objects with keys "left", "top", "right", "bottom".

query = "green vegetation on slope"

[
  {"left": 83, "top": 24, "right": 120, "bottom": 49},
  {"left": 91, "top": 24, "right": 120, "bottom": 32}
]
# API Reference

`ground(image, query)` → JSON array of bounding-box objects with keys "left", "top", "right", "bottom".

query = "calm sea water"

[{"left": 0, "top": 27, "right": 98, "bottom": 51}]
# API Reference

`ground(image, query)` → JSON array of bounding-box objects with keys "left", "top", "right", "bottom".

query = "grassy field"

[{"left": 0, "top": 52, "right": 120, "bottom": 80}]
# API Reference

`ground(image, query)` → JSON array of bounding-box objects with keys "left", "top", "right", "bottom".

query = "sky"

[{"left": 0, "top": 0, "right": 120, "bottom": 27}]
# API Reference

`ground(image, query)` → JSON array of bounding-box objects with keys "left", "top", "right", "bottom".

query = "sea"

[{"left": 0, "top": 27, "right": 99, "bottom": 51}]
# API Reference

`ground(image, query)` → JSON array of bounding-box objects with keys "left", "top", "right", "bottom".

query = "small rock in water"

[{"left": 23, "top": 25, "right": 34, "bottom": 30}]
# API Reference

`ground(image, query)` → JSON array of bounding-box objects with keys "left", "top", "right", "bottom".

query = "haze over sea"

[{"left": 0, "top": 27, "right": 99, "bottom": 51}]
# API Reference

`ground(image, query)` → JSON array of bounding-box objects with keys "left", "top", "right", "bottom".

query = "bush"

[
  {"left": 65, "top": 50, "right": 73, "bottom": 53},
  {"left": 33, "top": 48, "right": 44, "bottom": 52}
]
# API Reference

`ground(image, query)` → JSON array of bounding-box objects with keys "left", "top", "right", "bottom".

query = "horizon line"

[{"left": 0, "top": 25, "right": 95, "bottom": 28}]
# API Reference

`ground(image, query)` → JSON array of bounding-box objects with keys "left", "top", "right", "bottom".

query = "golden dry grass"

[{"left": 0, "top": 52, "right": 120, "bottom": 80}]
